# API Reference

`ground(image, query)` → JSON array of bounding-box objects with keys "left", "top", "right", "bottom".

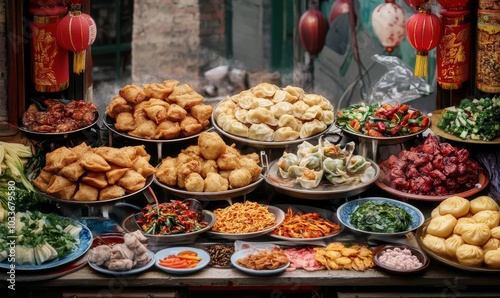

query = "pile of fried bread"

[
  {"left": 33, "top": 143, "right": 156, "bottom": 201},
  {"left": 106, "top": 80, "right": 213, "bottom": 139}
]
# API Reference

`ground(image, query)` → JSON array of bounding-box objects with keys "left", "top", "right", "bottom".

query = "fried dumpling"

[
  {"left": 121, "top": 145, "right": 149, "bottom": 161},
  {"left": 204, "top": 172, "right": 228, "bottom": 192},
  {"left": 118, "top": 170, "right": 146, "bottom": 192},
  {"left": 71, "top": 142, "right": 91, "bottom": 158},
  {"left": 190, "top": 103, "right": 213, "bottom": 127},
  {"left": 184, "top": 172, "right": 205, "bottom": 192},
  {"left": 133, "top": 155, "right": 156, "bottom": 177},
  {"left": 59, "top": 161, "right": 85, "bottom": 182},
  {"left": 44, "top": 146, "right": 79, "bottom": 172},
  {"left": 165, "top": 103, "right": 187, "bottom": 122},
  {"left": 80, "top": 152, "right": 111, "bottom": 172},
  {"left": 33, "top": 170, "right": 53, "bottom": 192},
  {"left": 162, "top": 79, "right": 179, "bottom": 97},
  {"left": 144, "top": 104, "right": 168, "bottom": 124},
  {"left": 119, "top": 84, "right": 147, "bottom": 105},
  {"left": 73, "top": 183, "right": 99, "bottom": 201},
  {"left": 238, "top": 157, "right": 263, "bottom": 182},
  {"left": 248, "top": 123, "right": 274, "bottom": 141},
  {"left": 167, "top": 84, "right": 204, "bottom": 110},
  {"left": 155, "top": 120, "right": 181, "bottom": 139},
  {"left": 128, "top": 120, "right": 157, "bottom": 139},
  {"left": 180, "top": 116, "right": 203, "bottom": 137},
  {"left": 93, "top": 147, "right": 133, "bottom": 168},
  {"left": 99, "top": 185, "right": 127, "bottom": 200},
  {"left": 105, "top": 167, "right": 128, "bottom": 185},
  {"left": 106, "top": 95, "right": 133, "bottom": 119},
  {"left": 114, "top": 112, "right": 136, "bottom": 131},
  {"left": 46, "top": 175, "right": 74, "bottom": 194},
  {"left": 143, "top": 83, "right": 173, "bottom": 99},
  {"left": 228, "top": 168, "right": 252, "bottom": 189},
  {"left": 274, "top": 127, "right": 300, "bottom": 141},
  {"left": 198, "top": 131, "right": 226, "bottom": 160},
  {"left": 156, "top": 156, "right": 178, "bottom": 186},
  {"left": 80, "top": 172, "right": 108, "bottom": 189}
]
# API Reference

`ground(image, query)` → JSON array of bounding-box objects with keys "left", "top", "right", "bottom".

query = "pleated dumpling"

[
  {"left": 301, "top": 105, "right": 324, "bottom": 121},
  {"left": 248, "top": 123, "right": 274, "bottom": 141},
  {"left": 234, "top": 90, "right": 256, "bottom": 109},
  {"left": 484, "top": 248, "right": 500, "bottom": 267},
  {"left": 253, "top": 98, "right": 274, "bottom": 109},
  {"left": 470, "top": 196, "right": 499, "bottom": 214},
  {"left": 234, "top": 108, "right": 249, "bottom": 124},
  {"left": 460, "top": 222, "right": 491, "bottom": 246},
  {"left": 346, "top": 155, "right": 371, "bottom": 174},
  {"left": 321, "top": 109, "right": 335, "bottom": 125},
  {"left": 456, "top": 244, "right": 484, "bottom": 266},
  {"left": 274, "top": 127, "right": 300, "bottom": 141},
  {"left": 251, "top": 82, "right": 280, "bottom": 98},
  {"left": 295, "top": 168, "right": 323, "bottom": 189},
  {"left": 318, "top": 96, "right": 334, "bottom": 110},
  {"left": 246, "top": 107, "right": 278, "bottom": 126},
  {"left": 302, "top": 93, "right": 324, "bottom": 106},
  {"left": 292, "top": 101, "right": 310, "bottom": 118},
  {"left": 439, "top": 196, "right": 470, "bottom": 218},
  {"left": 445, "top": 234, "right": 464, "bottom": 258},
  {"left": 453, "top": 217, "right": 476, "bottom": 235},
  {"left": 277, "top": 114, "right": 302, "bottom": 132},
  {"left": 222, "top": 119, "right": 249, "bottom": 137},
  {"left": 214, "top": 97, "right": 235, "bottom": 119},
  {"left": 422, "top": 234, "right": 447, "bottom": 255},
  {"left": 299, "top": 119, "right": 327, "bottom": 138},
  {"left": 482, "top": 237, "right": 500, "bottom": 253},
  {"left": 427, "top": 214, "right": 457, "bottom": 238},
  {"left": 472, "top": 210, "right": 500, "bottom": 229},
  {"left": 283, "top": 85, "right": 305, "bottom": 102},
  {"left": 270, "top": 102, "right": 294, "bottom": 119},
  {"left": 276, "top": 152, "right": 299, "bottom": 178}
]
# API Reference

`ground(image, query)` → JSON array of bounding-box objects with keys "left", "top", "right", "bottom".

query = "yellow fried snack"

[
  {"left": 119, "top": 84, "right": 147, "bottom": 105},
  {"left": 313, "top": 242, "right": 374, "bottom": 271},
  {"left": 198, "top": 131, "right": 226, "bottom": 160}
]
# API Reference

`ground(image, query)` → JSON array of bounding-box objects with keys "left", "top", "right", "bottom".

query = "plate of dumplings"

[
  {"left": 211, "top": 83, "right": 335, "bottom": 148},
  {"left": 104, "top": 80, "right": 213, "bottom": 141}
]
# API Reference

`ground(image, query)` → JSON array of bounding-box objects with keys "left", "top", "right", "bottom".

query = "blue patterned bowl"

[{"left": 336, "top": 197, "right": 425, "bottom": 236}]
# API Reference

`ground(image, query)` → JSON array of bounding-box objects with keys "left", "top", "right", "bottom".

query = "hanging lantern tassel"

[
  {"left": 406, "top": 9, "right": 442, "bottom": 77},
  {"left": 56, "top": 10, "right": 96, "bottom": 74}
]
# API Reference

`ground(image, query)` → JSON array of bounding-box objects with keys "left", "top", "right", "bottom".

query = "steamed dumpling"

[
  {"left": 248, "top": 123, "right": 274, "bottom": 141},
  {"left": 427, "top": 214, "right": 457, "bottom": 238},
  {"left": 320, "top": 109, "right": 335, "bottom": 125},
  {"left": 453, "top": 217, "right": 476, "bottom": 235},
  {"left": 222, "top": 119, "right": 249, "bottom": 137},
  {"left": 246, "top": 107, "right": 277, "bottom": 126},
  {"left": 292, "top": 101, "right": 310, "bottom": 118},
  {"left": 438, "top": 196, "right": 470, "bottom": 218},
  {"left": 277, "top": 114, "right": 302, "bottom": 131},
  {"left": 299, "top": 119, "right": 327, "bottom": 138},
  {"left": 302, "top": 93, "right": 324, "bottom": 106},
  {"left": 461, "top": 223, "right": 491, "bottom": 246},
  {"left": 491, "top": 226, "right": 500, "bottom": 239},
  {"left": 470, "top": 196, "right": 499, "bottom": 214},
  {"left": 300, "top": 105, "right": 324, "bottom": 121},
  {"left": 484, "top": 248, "right": 500, "bottom": 267},
  {"left": 456, "top": 244, "right": 484, "bottom": 266},
  {"left": 445, "top": 234, "right": 465, "bottom": 258},
  {"left": 274, "top": 127, "right": 300, "bottom": 141},
  {"left": 422, "top": 234, "right": 447, "bottom": 255},
  {"left": 431, "top": 207, "right": 441, "bottom": 218},
  {"left": 482, "top": 237, "right": 500, "bottom": 253},
  {"left": 276, "top": 152, "right": 299, "bottom": 178},
  {"left": 234, "top": 108, "right": 249, "bottom": 124},
  {"left": 270, "top": 102, "right": 294, "bottom": 119},
  {"left": 472, "top": 210, "right": 500, "bottom": 229}
]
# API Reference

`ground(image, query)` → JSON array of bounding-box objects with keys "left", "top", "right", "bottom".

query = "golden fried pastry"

[
  {"left": 114, "top": 112, "right": 137, "bottom": 131},
  {"left": 46, "top": 175, "right": 74, "bottom": 194},
  {"left": 200, "top": 159, "right": 218, "bottom": 178},
  {"left": 33, "top": 170, "right": 53, "bottom": 192},
  {"left": 133, "top": 100, "right": 149, "bottom": 115},
  {"left": 121, "top": 145, "right": 150, "bottom": 162},
  {"left": 204, "top": 172, "right": 228, "bottom": 192},
  {"left": 143, "top": 83, "right": 173, "bottom": 99},
  {"left": 177, "top": 160, "right": 201, "bottom": 189},
  {"left": 184, "top": 173, "right": 204, "bottom": 192},
  {"left": 218, "top": 169, "right": 231, "bottom": 180},
  {"left": 71, "top": 142, "right": 92, "bottom": 158},
  {"left": 217, "top": 151, "right": 240, "bottom": 171},
  {"left": 241, "top": 152, "right": 260, "bottom": 164},
  {"left": 198, "top": 131, "right": 226, "bottom": 160},
  {"left": 59, "top": 161, "right": 85, "bottom": 182},
  {"left": 133, "top": 155, "right": 156, "bottom": 177},
  {"left": 119, "top": 84, "right": 147, "bottom": 105},
  {"left": 93, "top": 147, "right": 133, "bottom": 168},
  {"left": 168, "top": 84, "right": 204, "bottom": 110},
  {"left": 44, "top": 147, "right": 78, "bottom": 172},
  {"left": 106, "top": 95, "right": 133, "bottom": 119},
  {"left": 118, "top": 170, "right": 146, "bottom": 192},
  {"left": 155, "top": 120, "right": 181, "bottom": 139},
  {"left": 99, "top": 185, "right": 126, "bottom": 200},
  {"left": 106, "top": 166, "right": 128, "bottom": 185},
  {"left": 182, "top": 145, "right": 201, "bottom": 156},
  {"left": 180, "top": 116, "right": 203, "bottom": 137},
  {"left": 73, "top": 183, "right": 99, "bottom": 201},
  {"left": 177, "top": 152, "right": 203, "bottom": 165},
  {"left": 190, "top": 104, "right": 213, "bottom": 127},
  {"left": 239, "top": 157, "right": 262, "bottom": 182},
  {"left": 166, "top": 104, "right": 187, "bottom": 122},
  {"left": 54, "top": 182, "right": 77, "bottom": 200},
  {"left": 156, "top": 156, "right": 178, "bottom": 186},
  {"left": 80, "top": 152, "right": 111, "bottom": 172},
  {"left": 129, "top": 120, "right": 157, "bottom": 139},
  {"left": 145, "top": 104, "right": 168, "bottom": 124},
  {"left": 162, "top": 79, "right": 179, "bottom": 96},
  {"left": 228, "top": 168, "right": 252, "bottom": 189},
  {"left": 81, "top": 172, "right": 108, "bottom": 189}
]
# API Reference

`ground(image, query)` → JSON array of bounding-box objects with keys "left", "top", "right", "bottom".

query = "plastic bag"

[{"left": 369, "top": 54, "right": 433, "bottom": 104}]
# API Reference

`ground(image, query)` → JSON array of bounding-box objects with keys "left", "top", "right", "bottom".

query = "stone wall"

[{"left": 0, "top": 0, "right": 6, "bottom": 121}]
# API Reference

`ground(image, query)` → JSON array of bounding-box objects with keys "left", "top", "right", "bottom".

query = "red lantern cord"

[{"left": 406, "top": 8, "right": 442, "bottom": 77}]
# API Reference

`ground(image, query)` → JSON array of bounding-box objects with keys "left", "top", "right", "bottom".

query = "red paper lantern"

[
  {"left": 29, "top": 5, "right": 69, "bottom": 92},
  {"left": 329, "top": 0, "right": 350, "bottom": 25},
  {"left": 406, "top": 9, "right": 442, "bottom": 77},
  {"left": 371, "top": 0, "right": 406, "bottom": 53},
  {"left": 299, "top": 1, "right": 329, "bottom": 57},
  {"left": 56, "top": 9, "right": 96, "bottom": 74}
]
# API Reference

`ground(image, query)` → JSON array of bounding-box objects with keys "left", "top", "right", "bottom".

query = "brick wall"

[{"left": 0, "top": 0, "right": 6, "bottom": 121}]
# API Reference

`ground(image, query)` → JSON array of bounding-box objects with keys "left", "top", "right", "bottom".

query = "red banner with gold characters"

[
  {"left": 30, "top": 6, "right": 69, "bottom": 92},
  {"left": 476, "top": 2, "right": 500, "bottom": 93},
  {"left": 437, "top": 10, "right": 471, "bottom": 90}
]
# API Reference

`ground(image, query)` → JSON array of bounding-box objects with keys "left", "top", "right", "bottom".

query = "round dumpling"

[
  {"left": 248, "top": 123, "right": 274, "bottom": 141},
  {"left": 422, "top": 234, "right": 447, "bottom": 256},
  {"left": 456, "top": 244, "right": 484, "bottom": 266},
  {"left": 438, "top": 196, "right": 470, "bottom": 218},
  {"left": 461, "top": 223, "right": 491, "bottom": 246},
  {"left": 472, "top": 210, "right": 500, "bottom": 229},
  {"left": 274, "top": 127, "right": 300, "bottom": 141},
  {"left": 431, "top": 207, "right": 441, "bottom": 218},
  {"left": 445, "top": 234, "right": 465, "bottom": 258},
  {"left": 484, "top": 248, "right": 500, "bottom": 267},
  {"left": 427, "top": 214, "right": 457, "bottom": 238},
  {"left": 470, "top": 196, "right": 499, "bottom": 214},
  {"left": 482, "top": 237, "right": 500, "bottom": 253},
  {"left": 453, "top": 217, "right": 476, "bottom": 235},
  {"left": 491, "top": 226, "right": 500, "bottom": 239}
]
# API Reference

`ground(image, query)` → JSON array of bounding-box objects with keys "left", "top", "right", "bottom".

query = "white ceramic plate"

[
  {"left": 230, "top": 249, "right": 290, "bottom": 275},
  {"left": 155, "top": 247, "right": 210, "bottom": 275},
  {"left": 88, "top": 250, "right": 155, "bottom": 275}
]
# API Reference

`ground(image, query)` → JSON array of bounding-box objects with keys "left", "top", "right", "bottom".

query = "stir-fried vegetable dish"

[
  {"left": 437, "top": 97, "right": 500, "bottom": 141},
  {"left": 350, "top": 201, "right": 411, "bottom": 233},
  {"left": 335, "top": 102, "right": 430, "bottom": 137},
  {"left": 136, "top": 200, "right": 208, "bottom": 235}
]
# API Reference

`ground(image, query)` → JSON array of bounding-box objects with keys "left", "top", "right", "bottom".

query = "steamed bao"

[{"left": 422, "top": 195, "right": 500, "bottom": 267}]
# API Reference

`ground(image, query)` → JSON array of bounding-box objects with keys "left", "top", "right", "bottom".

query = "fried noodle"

[{"left": 211, "top": 201, "right": 275, "bottom": 233}]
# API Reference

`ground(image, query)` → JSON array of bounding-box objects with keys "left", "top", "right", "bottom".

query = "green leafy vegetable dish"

[
  {"left": 350, "top": 201, "right": 412, "bottom": 233},
  {"left": 437, "top": 97, "right": 500, "bottom": 141}
]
